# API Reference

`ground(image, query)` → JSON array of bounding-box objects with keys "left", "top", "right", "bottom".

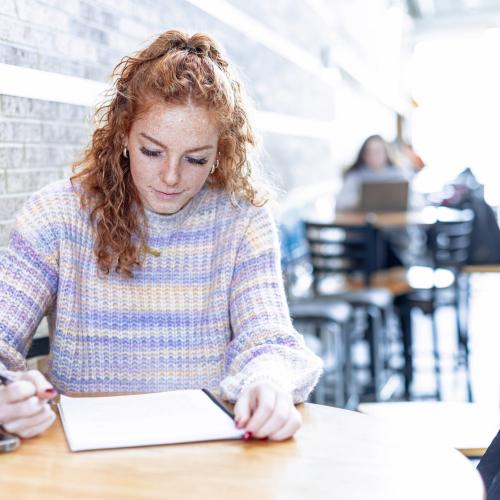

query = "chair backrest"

[
  {"left": 427, "top": 215, "right": 475, "bottom": 270},
  {"left": 27, "top": 336, "right": 50, "bottom": 359},
  {"left": 304, "top": 222, "right": 380, "bottom": 290},
  {"left": 278, "top": 216, "right": 312, "bottom": 299}
]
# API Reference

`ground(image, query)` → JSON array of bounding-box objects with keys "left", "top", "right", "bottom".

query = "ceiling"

[
  {"left": 407, "top": 0, "right": 500, "bottom": 33},
  {"left": 407, "top": 0, "right": 500, "bottom": 17}
]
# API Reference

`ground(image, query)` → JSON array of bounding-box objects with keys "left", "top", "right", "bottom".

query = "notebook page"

[{"left": 58, "top": 390, "right": 245, "bottom": 452}]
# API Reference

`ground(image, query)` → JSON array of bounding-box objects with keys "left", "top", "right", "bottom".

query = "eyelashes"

[
  {"left": 187, "top": 157, "right": 208, "bottom": 165},
  {"left": 140, "top": 147, "right": 208, "bottom": 165},
  {"left": 140, "top": 147, "right": 161, "bottom": 158}
]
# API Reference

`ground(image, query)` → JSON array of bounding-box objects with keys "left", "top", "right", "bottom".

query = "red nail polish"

[
  {"left": 45, "top": 388, "right": 56, "bottom": 394},
  {"left": 243, "top": 431, "right": 253, "bottom": 441}
]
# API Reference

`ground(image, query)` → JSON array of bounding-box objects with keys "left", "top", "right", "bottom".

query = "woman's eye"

[
  {"left": 140, "top": 147, "right": 162, "bottom": 158},
  {"left": 186, "top": 157, "right": 208, "bottom": 165}
]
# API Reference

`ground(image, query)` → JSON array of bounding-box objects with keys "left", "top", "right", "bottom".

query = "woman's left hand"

[{"left": 233, "top": 382, "right": 302, "bottom": 441}]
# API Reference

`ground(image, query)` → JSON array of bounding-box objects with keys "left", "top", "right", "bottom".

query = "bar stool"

[
  {"left": 394, "top": 212, "right": 475, "bottom": 401},
  {"left": 303, "top": 221, "right": 402, "bottom": 403},
  {"left": 289, "top": 299, "right": 353, "bottom": 407}
]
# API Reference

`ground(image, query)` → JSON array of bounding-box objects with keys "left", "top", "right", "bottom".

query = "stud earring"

[
  {"left": 210, "top": 159, "right": 219, "bottom": 175},
  {"left": 123, "top": 147, "right": 128, "bottom": 158}
]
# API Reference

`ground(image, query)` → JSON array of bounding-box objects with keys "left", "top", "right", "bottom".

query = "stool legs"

[{"left": 430, "top": 304, "right": 443, "bottom": 401}]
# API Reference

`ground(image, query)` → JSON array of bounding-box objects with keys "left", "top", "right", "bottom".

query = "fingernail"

[
  {"left": 243, "top": 431, "right": 253, "bottom": 441},
  {"left": 45, "top": 388, "right": 56, "bottom": 394}
]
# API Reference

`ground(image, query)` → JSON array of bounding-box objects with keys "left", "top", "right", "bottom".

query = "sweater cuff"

[
  {"left": 239, "top": 370, "right": 294, "bottom": 397},
  {"left": 219, "top": 356, "right": 295, "bottom": 403},
  {"left": 0, "top": 340, "right": 28, "bottom": 372}
]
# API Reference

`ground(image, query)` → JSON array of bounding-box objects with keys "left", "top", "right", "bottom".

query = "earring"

[
  {"left": 210, "top": 159, "right": 219, "bottom": 175},
  {"left": 123, "top": 147, "right": 128, "bottom": 159}
]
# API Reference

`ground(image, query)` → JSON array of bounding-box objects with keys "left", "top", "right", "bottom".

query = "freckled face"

[{"left": 126, "top": 101, "right": 220, "bottom": 215}]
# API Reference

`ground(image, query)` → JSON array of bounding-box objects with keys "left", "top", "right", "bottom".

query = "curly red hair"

[{"left": 71, "top": 30, "right": 265, "bottom": 277}]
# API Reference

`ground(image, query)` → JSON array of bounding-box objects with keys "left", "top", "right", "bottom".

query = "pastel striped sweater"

[{"left": 0, "top": 179, "right": 323, "bottom": 402}]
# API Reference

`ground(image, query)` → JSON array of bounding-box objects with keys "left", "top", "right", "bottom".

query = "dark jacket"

[
  {"left": 478, "top": 430, "right": 500, "bottom": 499},
  {"left": 441, "top": 169, "right": 500, "bottom": 264}
]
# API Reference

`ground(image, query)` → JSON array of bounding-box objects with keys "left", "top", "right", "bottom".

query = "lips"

[{"left": 153, "top": 188, "right": 183, "bottom": 197}]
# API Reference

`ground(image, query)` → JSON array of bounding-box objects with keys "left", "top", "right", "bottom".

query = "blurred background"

[{"left": 1, "top": 0, "right": 500, "bottom": 456}]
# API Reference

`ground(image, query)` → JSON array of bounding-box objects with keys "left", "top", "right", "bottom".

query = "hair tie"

[{"left": 185, "top": 44, "right": 204, "bottom": 55}]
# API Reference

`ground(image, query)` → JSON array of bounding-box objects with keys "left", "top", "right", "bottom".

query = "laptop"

[{"left": 359, "top": 181, "right": 409, "bottom": 213}]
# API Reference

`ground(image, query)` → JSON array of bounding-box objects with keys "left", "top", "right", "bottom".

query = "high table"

[
  {"left": 1, "top": 402, "right": 485, "bottom": 499},
  {"left": 307, "top": 205, "right": 473, "bottom": 228}
]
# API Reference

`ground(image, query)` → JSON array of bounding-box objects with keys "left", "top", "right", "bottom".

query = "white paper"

[{"left": 58, "top": 390, "right": 245, "bottom": 452}]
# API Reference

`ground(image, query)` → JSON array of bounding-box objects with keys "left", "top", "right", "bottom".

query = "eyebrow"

[{"left": 139, "top": 132, "right": 214, "bottom": 154}]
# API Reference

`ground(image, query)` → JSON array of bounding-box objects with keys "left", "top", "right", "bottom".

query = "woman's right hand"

[{"left": 0, "top": 369, "right": 57, "bottom": 439}]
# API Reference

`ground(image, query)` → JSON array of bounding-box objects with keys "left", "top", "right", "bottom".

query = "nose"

[{"left": 160, "top": 157, "right": 181, "bottom": 187}]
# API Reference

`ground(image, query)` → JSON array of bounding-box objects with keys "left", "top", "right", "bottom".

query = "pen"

[
  {"left": 202, "top": 388, "right": 253, "bottom": 442},
  {"left": 0, "top": 371, "right": 15, "bottom": 385}
]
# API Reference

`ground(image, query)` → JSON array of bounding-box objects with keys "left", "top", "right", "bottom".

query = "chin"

[
  {"left": 147, "top": 196, "right": 190, "bottom": 215},
  {"left": 151, "top": 203, "right": 182, "bottom": 215}
]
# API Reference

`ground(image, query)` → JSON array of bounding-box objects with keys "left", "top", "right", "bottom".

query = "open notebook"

[{"left": 58, "top": 389, "right": 245, "bottom": 452}]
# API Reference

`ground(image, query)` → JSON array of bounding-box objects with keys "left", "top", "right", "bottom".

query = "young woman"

[
  {"left": 0, "top": 31, "right": 322, "bottom": 441},
  {"left": 335, "top": 134, "right": 408, "bottom": 212}
]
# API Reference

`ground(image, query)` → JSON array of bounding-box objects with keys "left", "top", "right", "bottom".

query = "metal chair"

[
  {"left": 27, "top": 336, "right": 50, "bottom": 359},
  {"left": 303, "top": 221, "right": 402, "bottom": 403},
  {"left": 395, "top": 212, "right": 475, "bottom": 401},
  {"left": 289, "top": 298, "right": 353, "bottom": 407},
  {"left": 279, "top": 217, "right": 356, "bottom": 407}
]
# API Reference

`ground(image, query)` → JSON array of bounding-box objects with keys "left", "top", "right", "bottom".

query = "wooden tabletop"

[
  {"left": 358, "top": 401, "right": 500, "bottom": 458},
  {"left": 307, "top": 206, "right": 473, "bottom": 228},
  {"left": 1, "top": 402, "right": 485, "bottom": 499}
]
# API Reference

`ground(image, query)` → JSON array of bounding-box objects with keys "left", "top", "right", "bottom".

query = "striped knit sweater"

[{"left": 0, "top": 179, "right": 323, "bottom": 402}]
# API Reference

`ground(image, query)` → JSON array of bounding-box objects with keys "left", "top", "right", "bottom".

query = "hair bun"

[{"left": 184, "top": 41, "right": 210, "bottom": 56}]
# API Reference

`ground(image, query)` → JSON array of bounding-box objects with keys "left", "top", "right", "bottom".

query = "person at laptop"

[
  {"left": 336, "top": 134, "right": 409, "bottom": 212},
  {"left": 0, "top": 31, "right": 323, "bottom": 441},
  {"left": 335, "top": 135, "right": 423, "bottom": 268}
]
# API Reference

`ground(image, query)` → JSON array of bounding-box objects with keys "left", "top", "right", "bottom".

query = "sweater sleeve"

[
  {"left": 219, "top": 204, "right": 323, "bottom": 403},
  {"left": 0, "top": 191, "right": 59, "bottom": 371}
]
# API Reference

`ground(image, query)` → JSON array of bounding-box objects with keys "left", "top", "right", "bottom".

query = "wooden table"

[
  {"left": 1, "top": 403, "right": 485, "bottom": 499},
  {"left": 307, "top": 206, "right": 473, "bottom": 228},
  {"left": 358, "top": 401, "right": 500, "bottom": 457}
]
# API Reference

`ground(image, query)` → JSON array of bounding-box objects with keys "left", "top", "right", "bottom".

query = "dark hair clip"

[{"left": 185, "top": 44, "right": 204, "bottom": 55}]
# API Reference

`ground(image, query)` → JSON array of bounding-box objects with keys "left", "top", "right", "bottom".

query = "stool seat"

[
  {"left": 289, "top": 299, "right": 352, "bottom": 324},
  {"left": 358, "top": 401, "right": 500, "bottom": 457},
  {"left": 405, "top": 266, "right": 456, "bottom": 290},
  {"left": 333, "top": 288, "right": 393, "bottom": 310}
]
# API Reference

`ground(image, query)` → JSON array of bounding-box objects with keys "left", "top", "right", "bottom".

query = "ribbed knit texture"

[{"left": 0, "top": 179, "right": 323, "bottom": 402}]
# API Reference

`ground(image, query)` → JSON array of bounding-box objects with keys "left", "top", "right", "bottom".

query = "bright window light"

[{"left": 410, "top": 31, "right": 500, "bottom": 205}]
